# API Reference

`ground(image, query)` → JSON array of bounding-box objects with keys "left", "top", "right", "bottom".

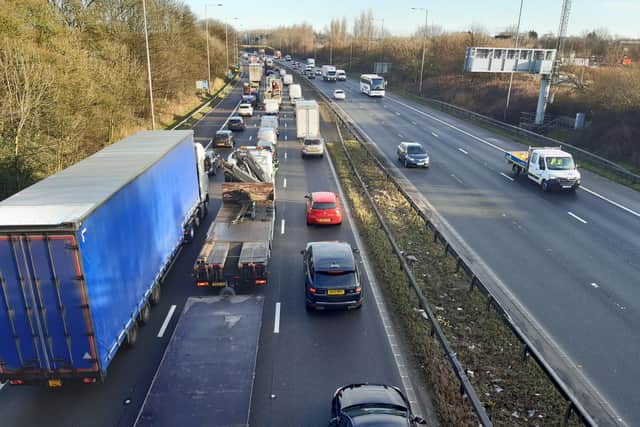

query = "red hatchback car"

[{"left": 305, "top": 192, "right": 342, "bottom": 225}]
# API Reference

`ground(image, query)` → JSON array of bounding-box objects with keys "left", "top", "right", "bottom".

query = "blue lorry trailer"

[
  {"left": 0, "top": 131, "right": 208, "bottom": 386},
  {"left": 135, "top": 296, "right": 264, "bottom": 427}
]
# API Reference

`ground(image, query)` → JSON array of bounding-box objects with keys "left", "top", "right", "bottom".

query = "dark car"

[
  {"left": 213, "top": 130, "right": 234, "bottom": 148},
  {"left": 330, "top": 384, "right": 426, "bottom": 427},
  {"left": 301, "top": 241, "right": 362, "bottom": 311},
  {"left": 397, "top": 142, "right": 430, "bottom": 168},
  {"left": 228, "top": 116, "right": 245, "bottom": 131}
]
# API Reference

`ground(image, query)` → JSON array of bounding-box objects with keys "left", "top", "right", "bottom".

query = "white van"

[{"left": 257, "top": 127, "right": 278, "bottom": 147}]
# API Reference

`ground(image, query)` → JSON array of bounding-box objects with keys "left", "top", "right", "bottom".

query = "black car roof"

[
  {"left": 309, "top": 241, "right": 355, "bottom": 271},
  {"left": 337, "top": 384, "right": 408, "bottom": 411}
]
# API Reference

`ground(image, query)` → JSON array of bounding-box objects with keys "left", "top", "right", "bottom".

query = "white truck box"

[{"left": 296, "top": 100, "right": 320, "bottom": 139}]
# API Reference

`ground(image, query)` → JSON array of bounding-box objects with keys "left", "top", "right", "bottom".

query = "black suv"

[
  {"left": 213, "top": 130, "right": 234, "bottom": 148},
  {"left": 330, "top": 384, "right": 426, "bottom": 426},
  {"left": 301, "top": 241, "right": 362, "bottom": 311}
]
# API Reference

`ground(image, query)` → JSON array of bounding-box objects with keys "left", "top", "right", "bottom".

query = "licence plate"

[
  {"left": 212, "top": 281, "right": 227, "bottom": 287},
  {"left": 48, "top": 379, "right": 62, "bottom": 387},
  {"left": 327, "top": 289, "right": 345, "bottom": 296},
  {"left": 318, "top": 218, "right": 331, "bottom": 223}
]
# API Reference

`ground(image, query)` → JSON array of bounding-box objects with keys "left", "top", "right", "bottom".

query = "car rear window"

[
  {"left": 312, "top": 202, "right": 336, "bottom": 209},
  {"left": 335, "top": 90, "right": 344, "bottom": 94},
  {"left": 314, "top": 271, "right": 356, "bottom": 288},
  {"left": 407, "top": 145, "right": 426, "bottom": 154},
  {"left": 304, "top": 139, "right": 322, "bottom": 145}
]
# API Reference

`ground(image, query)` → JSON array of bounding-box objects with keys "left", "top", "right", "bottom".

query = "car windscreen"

[
  {"left": 311, "top": 202, "right": 336, "bottom": 210},
  {"left": 215, "top": 133, "right": 230, "bottom": 141},
  {"left": 407, "top": 145, "right": 426, "bottom": 155},
  {"left": 314, "top": 271, "right": 356, "bottom": 288},
  {"left": 304, "top": 139, "right": 322, "bottom": 145},
  {"left": 229, "top": 118, "right": 242, "bottom": 124},
  {"left": 335, "top": 90, "right": 344, "bottom": 94},
  {"left": 545, "top": 156, "right": 575, "bottom": 170}
]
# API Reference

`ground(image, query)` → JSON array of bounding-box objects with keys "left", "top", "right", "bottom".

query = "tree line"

[{"left": 0, "top": 0, "right": 236, "bottom": 198}]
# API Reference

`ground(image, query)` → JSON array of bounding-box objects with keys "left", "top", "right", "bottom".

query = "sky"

[{"left": 186, "top": 0, "right": 640, "bottom": 39}]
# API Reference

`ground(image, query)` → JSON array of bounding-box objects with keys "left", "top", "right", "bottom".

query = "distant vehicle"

[
  {"left": 333, "top": 89, "right": 346, "bottom": 100},
  {"left": 238, "top": 103, "right": 253, "bottom": 117},
  {"left": 306, "top": 69, "right": 316, "bottom": 79},
  {"left": 293, "top": 62, "right": 299, "bottom": 69},
  {"left": 301, "top": 137, "right": 324, "bottom": 158},
  {"left": 260, "top": 115, "right": 279, "bottom": 136},
  {"left": 274, "top": 50, "right": 282, "bottom": 59},
  {"left": 285, "top": 54, "right": 292, "bottom": 61},
  {"left": 289, "top": 84, "right": 302, "bottom": 103},
  {"left": 307, "top": 58, "right": 316, "bottom": 68},
  {"left": 241, "top": 94, "right": 258, "bottom": 108},
  {"left": 214, "top": 130, "right": 234, "bottom": 148},
  {"left": 360, "top": 74, "right": 386, "bottom": 97},
  {"left": 264, "top": 99, "right": 279, "bottom": 115},
  {"left": 305, "top": 192, "right": 342, "bottom": 225},
  {"left": 283, "top": 74, "right": 293, "bottom": 85},
  {"left": 265, "top": 58, "right": 274, "bottom": 68},
  {"left": 279, "top": 68, "right": 286, "bottom": 77},
  {"left": 265, "top": 69, "right": 274, "bottom": 76},
  {"left": 249, "top": 63, "right": 263, "bottom": 82},
  {"left": 302, "top": 241, "right": 362, "bottom": 311},
  {"left": 257, "top": 127, "right": 277, "bottom": 147},
  {"left": 227, "top": 116, "right": 245, "bottom": 131},
  {"left": 242, "top": 53, "right": 249, "bottom": 60},
  {"left": 0, "top": 131, "right": 209, "bottom": 386},
  {"left": 322, "top": 65, "right": 337, "bottom": 81},
  {"left": 505, "top": 146, "right": 580, "bottom": 192},
  {"left": 329, "top": 384, "right": 426, "bottom": 426},
  {"left": 315, "top": 69, "right": 322, "bottom": 76},
  {"left": 397, "top": 142, "right": 429, "bottom": 168},
  {"left": 296, "top": 100, "right": 320, "bottom": 140},
  {"left": 336, "top": 69, "right": 346, "bottom": 81},
  {"left": 204, "top": 150, "right": 222, "bottom": 175}
]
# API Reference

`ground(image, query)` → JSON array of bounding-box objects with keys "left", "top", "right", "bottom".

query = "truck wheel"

[
  {"left": 139, "top": 304, "right": 151, "bottom": 325},
  {"left": 185, "top": 225, "right": 195, "bottom": 242},
  {"left": 150, "top": 285, "right": 161, "bottom": 305},
  {"left": 125, "top": 324, "right": 138, "bottom": 347},
  {"left": 404, "top": 159, "right": 408, "bottom": 168},
  {"left": 541, "top": 180, "right": 549, "bottom": 192},
  {"left": 194, "top": 215, "right": 201, "bottom": 228},
  {"left": 221, "top": 286, "right": 236, "bottom": 298}
]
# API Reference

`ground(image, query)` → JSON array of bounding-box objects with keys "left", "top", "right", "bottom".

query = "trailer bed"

[
  {"left": 505, "top": 150, "right": 529, "bottom": 169},
  {"left": 135, "top": 296, "right": 264, "bottom": 427}
]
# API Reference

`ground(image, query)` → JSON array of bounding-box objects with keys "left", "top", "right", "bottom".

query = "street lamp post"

[
  {"left": 142, "top": 0, "right": 156, "bottom": 129},
  {"left": 205, "top": 3, "right": 223, "bottom": 94},
  {"left": 233, "top": 18, "right": 239, "bottom": 63},
  {"left": 504, "top": 0, "right": 524, "bottom": 121},
  {"left": 411, "top": 7, "right": 429, "bottom": 94}
]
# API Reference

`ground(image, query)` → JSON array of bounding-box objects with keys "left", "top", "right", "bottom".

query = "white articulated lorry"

[
  {"left": 322, "top": 65, "right": 337, "bottom": 81},
  {"left": 505, "top": 146, "right": 581, "bottom": 192}
]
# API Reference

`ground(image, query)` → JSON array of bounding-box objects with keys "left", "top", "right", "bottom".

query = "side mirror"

[
  {"left": 352, "top": 248, "right": 360, "bottom": 254},
  {"left": 304, "top": 194, "right": 311, "bottom": 199},
  {"left": 300, "top": 249, "right": 305, "bottom": 255},
  {"left": 413, "top": 416, "right": 427, "bottom": 424},
  {"left": 328, "top": 417, "right": 339, "bottom": 427}
]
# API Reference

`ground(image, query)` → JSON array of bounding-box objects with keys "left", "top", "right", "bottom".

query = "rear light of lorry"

[{"left": 255, "top": 279, "right": 267, "bottom": 285}]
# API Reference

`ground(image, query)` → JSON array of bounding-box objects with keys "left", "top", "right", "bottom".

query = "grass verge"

[
  {"left": 326, "top": 129, "right": 585, "bottom": 426},
  {"left": 390, "top": 88, "right": 640, "bottom": 192}
]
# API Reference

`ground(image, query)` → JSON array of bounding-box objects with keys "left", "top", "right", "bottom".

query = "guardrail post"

[
  {"left": 521, "top": 343, "right": 529, "bottom": 361},
  {"left": 443, "top": 243, "right": 450, "bottom": 257},
  {"left": 562, "top": 401, "right": 574, "bottom": 426},
  {"left": 469, "top": 275, "right": 476, "bottom": 291}
]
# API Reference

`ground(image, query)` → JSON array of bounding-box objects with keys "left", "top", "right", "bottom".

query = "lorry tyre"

[
  {"left": 541, "top": 180, "right": 549, "bottom": 192},
  {"left": 125, "top": 323, "right": 138, "bottom": 347},
  {"left": 194, "top": 215, "right": 200, "bottom": 228},
  {"left": 139, "top": 304, "right": 152, "bottom": 325},
  {"left": 404, "top": 159, "right": 408, "bottom": 168},
  {"left": 221, "top": 286, "right": 236, "bottom": 298},
  {"left": 150, "top": 285, "right": 161, "bottom": 305}
]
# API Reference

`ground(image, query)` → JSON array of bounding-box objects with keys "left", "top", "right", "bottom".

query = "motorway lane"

[
  {"left": 249, "top": 84, "right": 408, "bottom": 425},
  {"left": 0, "top": 79, "right": 245, "bottom": 427},
  {"left": 285, "top": 61, "right": 640, "bottom": 423}
]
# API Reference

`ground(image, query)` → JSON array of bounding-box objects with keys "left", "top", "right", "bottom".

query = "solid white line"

[
  {"left": 500, "top": 172, "right": 515, "bottom": 182},
  {"left": 431, "top": 131, "right": 439, "bottom": 138},
  {"left": 157, "top": 305, "right": 177, "bottom": 338},
  {"left": 458, "top": 148, "right": 468, "bottom": 155},
  {"left": 568, "top": 211, "right": 588, "bottom": 224},
  {"left": 273, "top": 302, "right": 281, "bottom": 334},
  {"left": 283, "top": 178, "right": 287, "bottom": 188},
  {"left": 580, "top": 186, "right": 640, "bottom": 218},
  {"left": 281, "top": 219, "right": 285, "bottom": 234},
  {"left": 284, "top": 122, "right": 287, "bottom": 128}
]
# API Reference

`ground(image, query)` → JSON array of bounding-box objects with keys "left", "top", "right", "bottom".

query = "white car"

[
  {"left": 238, "top": 103, "right": 253, "bottom": 117},
  {"left": 333, "top": 89, "right": 346, "bottom": 100},
  {"left": 301, "top": 137, "right": 325, "bottom": 158}
]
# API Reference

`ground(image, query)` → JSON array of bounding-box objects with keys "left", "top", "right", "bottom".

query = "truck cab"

[{"left": 506, "top": 146, "right": 581, "bottom": 192}]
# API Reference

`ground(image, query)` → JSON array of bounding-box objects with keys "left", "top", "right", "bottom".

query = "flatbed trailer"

[
  {"left": 135, "top": 295, "right": 263, "bottom": 427},
  {"left": 194, "top": 183, "right": 275, "bottom": 292}
]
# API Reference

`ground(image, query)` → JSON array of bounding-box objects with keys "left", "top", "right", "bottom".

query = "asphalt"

[
  {"left": 288, "top": 60, "right": 640, "bottom": 425},
  {"left": 0, "top": 66, "right": 421, "bottom": 426}
]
